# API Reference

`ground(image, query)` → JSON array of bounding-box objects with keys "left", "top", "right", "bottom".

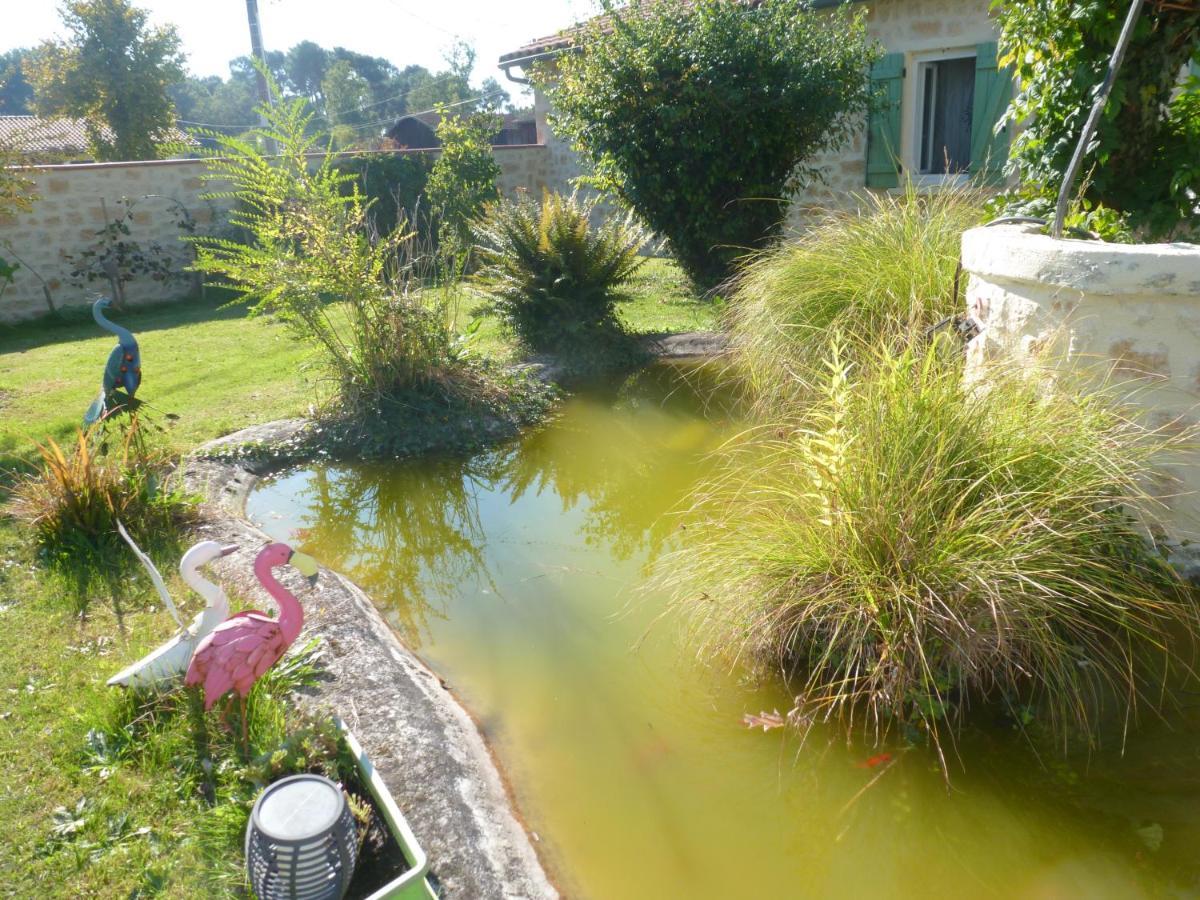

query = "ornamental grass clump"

[
  {"left": 7, "top": 424, "right": 197, "bottom": 609},
  {"left": 729, "top": 182, "right": 986, "bottom": 411},
  {"left": 664, "top": 339, "right": 1198, "bottom": 760},
  {"left": 472, "top": 190, "right": 648, "bottom": 358}
]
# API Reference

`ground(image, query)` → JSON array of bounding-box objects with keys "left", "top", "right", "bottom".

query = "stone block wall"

[
  {"left": 0, "top": 159, "right": 231, "bottom": 322},
  {"left": 786, "top": 0, "right": 999, "bottom": 228},
  {"left": 0, "top": 144, "right": 561, "bottom": 323},
  {"left": 961, "top": 223, "right": 1200, "bottom": 555}
]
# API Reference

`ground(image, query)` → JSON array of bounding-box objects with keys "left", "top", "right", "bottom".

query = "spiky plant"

[
  {"left": 7, "top": 424, "right": 196, "bottom": 609},
  {"left": 471, "top": 191, "right": 648, "bottom": 355},
  {"left": 728, "top": 181, "right": 987, "bottom": 412},
  {"left": 662, "top": 338, "right": 1198, "bottom": 766}
]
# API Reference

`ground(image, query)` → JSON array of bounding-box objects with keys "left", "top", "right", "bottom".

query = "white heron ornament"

[{"left": 107, "top": 522, "right": 238, "bottom": 688}]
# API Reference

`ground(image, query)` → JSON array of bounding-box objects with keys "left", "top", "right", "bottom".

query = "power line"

[{"left": 177, "top": 87, "right": 508, "bottom": 135}]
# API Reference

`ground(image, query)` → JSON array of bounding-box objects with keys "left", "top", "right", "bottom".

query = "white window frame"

[{"left": 912, "top": 50, "right": 977, "bottom": 186}]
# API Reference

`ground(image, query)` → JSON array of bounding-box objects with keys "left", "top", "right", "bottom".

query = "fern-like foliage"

[
  {"left": 471, "top": 191, "right": 648, "bottom": 354},
  {"left": 187, "top": 74, "right": 456, "bottom": 414}
]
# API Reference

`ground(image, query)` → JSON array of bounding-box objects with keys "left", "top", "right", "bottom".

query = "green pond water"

[{"left": 249, "top": 363, "right": 1200, "bottom": 899}]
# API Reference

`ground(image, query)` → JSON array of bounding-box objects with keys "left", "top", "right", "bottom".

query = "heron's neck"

[
  {"left": 254, "top": 556, "right": 304, "bottom": 644},
  {"left": 93, "top": 301, "right": 135, "bottom": 346},
  {"left": 181, "top": 565, "right": 230, "bottom": 619}
]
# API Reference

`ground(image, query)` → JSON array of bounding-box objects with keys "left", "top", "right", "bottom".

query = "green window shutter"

[
  {"left": 970, "top": 41, "right": 1014, "bottom": 186},
  {"left": 866, "top": 52, "right": 904, "bottom": 189}
]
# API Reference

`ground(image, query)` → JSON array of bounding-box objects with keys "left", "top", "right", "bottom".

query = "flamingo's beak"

[
  {"left": 288, "top": 549, "right": 320, "bottom": 586},
  {"left": 219, "top": 545, "right": 238, "bottom": 557}
]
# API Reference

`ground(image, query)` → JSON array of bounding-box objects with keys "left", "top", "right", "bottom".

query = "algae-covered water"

[{"left": 249, "top": 363, "right": 1200, "bottom": 899}]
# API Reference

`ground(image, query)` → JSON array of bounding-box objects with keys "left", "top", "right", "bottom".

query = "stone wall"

[
  {"left": 961, "top": 223, "right": 1200, "bottom": 553},
  {"left": 789, "top": 0, "right": 998, "bottom": 225},
  {"left": 0, "top": 144, "right": 558, "bottom": 323}
]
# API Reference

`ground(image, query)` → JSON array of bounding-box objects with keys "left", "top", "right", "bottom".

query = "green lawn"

[
  {"left": 1, "top": 258, "right": 716, "bottom": 471},
  {"left": 0, "top": 258, "right": 715, "bottom": 896}
]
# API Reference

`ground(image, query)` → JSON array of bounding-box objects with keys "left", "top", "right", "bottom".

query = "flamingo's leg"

[{"left": 240, "top": 694, "right": 249, "bottom": 757}]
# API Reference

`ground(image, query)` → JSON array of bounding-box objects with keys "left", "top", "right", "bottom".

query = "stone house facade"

[{"left": 497, "top": 0, "right": 1006, "bottom": 227}]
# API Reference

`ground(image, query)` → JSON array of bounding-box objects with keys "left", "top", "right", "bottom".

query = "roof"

[
  {"left": 0, "top": 115, "right": 196, "bottom": 161},
  {"left": 498, "top": 0, "right": 852, "bottom": 65}
]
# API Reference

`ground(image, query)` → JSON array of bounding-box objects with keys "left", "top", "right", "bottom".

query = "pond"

[{"left": 249, "top": 363, "right": 1200, "bottom": 898}]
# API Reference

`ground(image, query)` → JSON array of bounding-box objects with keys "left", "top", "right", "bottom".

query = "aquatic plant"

[
  {"left": 727, "top": 181, "right": 986, "bottom": 412},
  {"left": 663, "top": 339, "right": 1198, "bottom": 763}
]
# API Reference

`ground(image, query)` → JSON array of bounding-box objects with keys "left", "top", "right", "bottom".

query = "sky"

[{"left": 4, "top": 0, "right": 594, "bottom": 95}]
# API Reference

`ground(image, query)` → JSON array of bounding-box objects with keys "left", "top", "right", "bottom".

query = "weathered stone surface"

[{"left": 962, "top": 222, "right": 1200, "bottom": 547}]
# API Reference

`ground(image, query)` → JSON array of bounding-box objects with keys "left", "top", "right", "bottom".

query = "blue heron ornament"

[{"left": 84, "top": 296, "right": 141, "bottom": 426}]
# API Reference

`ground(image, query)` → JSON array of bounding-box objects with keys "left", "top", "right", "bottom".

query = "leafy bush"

[
  {"left": 728, "top": 181, "right": 986, "bottom": 411},
  {"left": 472, "top": 191, "right": 648, "bottom": 355},
  {"left": 333, "top": 151, "right": 436, "bottom": 240},
  {"left": 996, "top": 0, "right": 1200, "bottom": 239},
  {"left": 188, "top": 86, "right": 462, "bottom": 416},
  {"left": 7, "top": 425, "right": 197, "bottom": 609},
  {"left": 425, "top": 108, "right": 501, "bottom": 258},
  {"left": 540, "top": 0, "right": 877, "bottom": 290},
  {"left": 664, "top": 339, "right": 1197, "bottom": 759}
]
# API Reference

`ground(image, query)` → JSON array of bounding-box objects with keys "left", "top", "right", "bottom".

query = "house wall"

[
  {"left": 0, "top": 144, "right": 557, "bottom": 323},
  {"left": 788, "top": 0, "right": 999, "bottom": 225},
  {"left": 961, "top": 224, "right": 1200, "bottom": 573}
]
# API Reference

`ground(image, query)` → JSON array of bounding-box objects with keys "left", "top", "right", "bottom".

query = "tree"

[
  {"left": 25, "top": 0, "right": 185, "bottom": 161},
  {"left": 0, "top": 49, "right": 33, "bottom": 114},
  {"left": 540, "top": 0, "right": 877, "bottom": 290},
  {"left": 322, "top": 59, "right": 370, "bottom": 147},
  {"left": 996, "top": 0, "right": 1200, "bottom": 239},
  {"left": 425, "top": 109, "right": 501, "bottom": 256}
]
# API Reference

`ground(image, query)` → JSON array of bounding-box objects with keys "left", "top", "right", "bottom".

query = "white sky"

[{"left": 5, "top": 1, "right": 592, "bottom": 91}]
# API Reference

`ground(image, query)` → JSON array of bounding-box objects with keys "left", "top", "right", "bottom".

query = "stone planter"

[
  {"left": 339, "top": 720, "right": 438, "bottom": 899},
  {"left": 961, "top": 224, "right": 1200, "bottom": 566}
]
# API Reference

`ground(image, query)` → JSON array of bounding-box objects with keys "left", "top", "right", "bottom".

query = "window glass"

[{"left": 918, "top": 56, "right": 975, "bottom": 175}]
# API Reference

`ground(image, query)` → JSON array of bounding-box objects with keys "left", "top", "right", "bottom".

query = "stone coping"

[
  {"left": 962, "top": 224, "right": 1200, "bottom": 297},
  {"left": 178, "top": 332, "right": 726, "bottom": 898}
]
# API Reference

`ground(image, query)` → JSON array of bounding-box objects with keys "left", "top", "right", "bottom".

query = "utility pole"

[{"left": 244, "top": 0, "right": 276, "bottom": 152}]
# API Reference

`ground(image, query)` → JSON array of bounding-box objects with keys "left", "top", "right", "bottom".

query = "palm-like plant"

[{"left": 471, "top": 191, "right": 648, "bottom": 353}]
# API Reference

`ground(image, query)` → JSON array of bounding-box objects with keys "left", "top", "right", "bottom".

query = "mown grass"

[
  {"left": 1, "top": 260, "right": 714, "bottom": 473},
  {"left": 0, "top": 519, "right": 349, "bottom": 897}
]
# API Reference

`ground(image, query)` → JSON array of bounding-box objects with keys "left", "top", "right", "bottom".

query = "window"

[
  {"left": 866, "top": 43, "right": 1011, "bottom": 190},
  {"left": 915, "top": 54, "right": 976, "bottom": 176}
]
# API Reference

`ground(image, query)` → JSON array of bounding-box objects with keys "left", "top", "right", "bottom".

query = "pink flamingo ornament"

[{"left": 184, "top": 543, "right": 319, "bottom": 743}]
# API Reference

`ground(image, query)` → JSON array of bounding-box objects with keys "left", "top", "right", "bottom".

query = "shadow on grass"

[{"left": 0, "top": 288, "right": 249, "bottom": 356}]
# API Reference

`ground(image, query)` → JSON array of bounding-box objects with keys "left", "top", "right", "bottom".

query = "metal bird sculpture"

[
  {"left": 107, "top": 522, "right": 238, "bottom": 688},
  {"left": 185, "top": 543, "right": 319, "bottom": 746},
  {"left": 84, "top": 296, "right": 141, "bottom": 426}
]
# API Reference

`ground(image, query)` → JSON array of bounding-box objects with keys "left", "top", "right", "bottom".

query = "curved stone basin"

[{"left": 248, "top": 362, "right": 1200, "bottom": 898}]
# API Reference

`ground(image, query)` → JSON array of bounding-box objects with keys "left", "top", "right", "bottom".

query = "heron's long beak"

[
  {"left": 219, "top": 545, "right": 238, "bottom": 557},
  {"left": 288, "top": 550, "right": 320, "bottom": 586}
]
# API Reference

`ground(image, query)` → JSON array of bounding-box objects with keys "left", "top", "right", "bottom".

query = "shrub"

[
  {"left": 188, "top": 84, "right": 462, "bottom": 416},
  {"left": 424, "top": 108, "right": 501, "bottom": 258},
  {"left": 728, "top": 182, "right": 987, "bottom": 411},
  {"left": 472, "top": 191, "right": 648, "bottom": 355},
  {"left": 996, "top": 0, "right": 1200, "bottom": 239},
  {"left": 7, "top": 425, "right": 197, "bottom": 609},
  {"left": 540, "top": 0, "right": 877, "bottom": 291},
  {"left": 664, "top": 339, "right": 1197, "bottom": 760},
  {"left": 333, "top": 151, "right": 436, "bottom": 240}
]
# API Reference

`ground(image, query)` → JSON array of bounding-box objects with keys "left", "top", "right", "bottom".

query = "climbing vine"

[{"left": 995, "top": 0, "right": 1200, "bottom": 239}]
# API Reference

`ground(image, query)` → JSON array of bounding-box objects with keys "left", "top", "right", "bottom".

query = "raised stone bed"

[{"left": 961, "top": 223, "right": 1200, "bottom": 566}]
